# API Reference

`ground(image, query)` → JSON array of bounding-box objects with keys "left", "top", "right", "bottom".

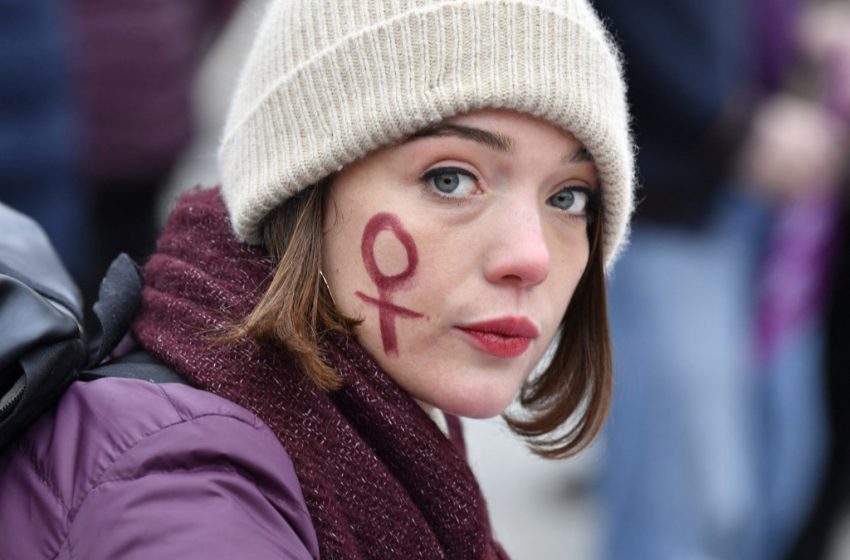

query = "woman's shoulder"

[
  {"left": 10, "top": 377, "right": 281, "bottom": 495},
  {"left": 0, "top": 377, "right": 319, "bottom": 560}
]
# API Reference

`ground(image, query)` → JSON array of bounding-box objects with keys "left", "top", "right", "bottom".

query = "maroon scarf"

[{"left": 132, "top": 188, "right": 509, "bottom": 560}]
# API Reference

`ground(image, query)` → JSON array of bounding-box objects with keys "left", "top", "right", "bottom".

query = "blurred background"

[{"left": 1, "top": 0, "right": 849, "bottom": 558}]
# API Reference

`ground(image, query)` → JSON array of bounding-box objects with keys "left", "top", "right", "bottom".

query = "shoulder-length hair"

[{"left": 231, "top": 176, "right": 612, "bottom": 459}]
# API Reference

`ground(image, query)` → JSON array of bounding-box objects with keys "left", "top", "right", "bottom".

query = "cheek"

[
  {"left": 346, "top": 213, "right": 429, "bottom": 357},
  {"left": 544, "top": 236, "right": 590, "bottom": 318},
  {"left": 372, "top": 232, "right": 412, "bottom": 276},
  {"left": 556, "top": 225, "right": 590, "bottom": 276}
]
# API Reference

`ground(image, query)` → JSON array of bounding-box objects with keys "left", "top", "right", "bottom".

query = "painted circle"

[{"left": 360, "top": 213, "right": 419, "bottom": 291}]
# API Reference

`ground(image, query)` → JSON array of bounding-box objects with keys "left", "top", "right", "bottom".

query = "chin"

[{"left": 430, "top": 382, "right": 519, "bottom": 420}]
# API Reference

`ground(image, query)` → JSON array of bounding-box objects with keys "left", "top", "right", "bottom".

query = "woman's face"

[{"left": 322, "top": 109, "right": 598, "bottom": 418}]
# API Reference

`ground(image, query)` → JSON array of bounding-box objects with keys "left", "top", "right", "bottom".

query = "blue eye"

[
  {"left": 548, "top": 187, "right": 595, "bottom": 215},
  {"left": 421, "top": 167, "right": 478, "bottom": 198}
]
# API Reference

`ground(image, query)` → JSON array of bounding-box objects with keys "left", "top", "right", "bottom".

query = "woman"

[{"left": 0, "top": 0, "right": 634, "bottom": 558}]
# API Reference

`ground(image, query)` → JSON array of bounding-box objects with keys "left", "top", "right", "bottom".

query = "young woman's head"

[{"left": 219, "top": 0, "right": 634, "bottom": 457}]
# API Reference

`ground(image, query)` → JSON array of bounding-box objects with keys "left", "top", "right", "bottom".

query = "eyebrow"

[
  {"left": 410, "top": 124, "right": 514, "bottom": 152},
  {"left": 409, "top": 123, "right": 595, "bottom": 165},
  {"left": 565, "top": 146, "right": 594, "bottom": 164}
]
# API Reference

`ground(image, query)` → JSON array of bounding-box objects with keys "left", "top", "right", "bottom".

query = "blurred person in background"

[
  {"left": 783, "top": 5, "right": 850, "bottom": 558},
  {"left": 1, "top": 1, "right": 241, "bottom": 310},
  {"left": 785, "top": 176, "right": 850, "bottom": 560},
  {"left": 0, "top": 0, "right": 86, "bottom": 279},
  {"left": 592, "top": 0, "right": 850, "bottom": 559},
  {"left": 747, "top": 3, "right": 850, "bottom": 558},
  {"left": 66, "top": 0, "right": 240, "bottom": 306}
]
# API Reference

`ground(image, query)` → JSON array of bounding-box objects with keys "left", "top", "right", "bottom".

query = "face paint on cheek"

[{"left": 355, "top": 213, "right": 427, "bottom": 356}]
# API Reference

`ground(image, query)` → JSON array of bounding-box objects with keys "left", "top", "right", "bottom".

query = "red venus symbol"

[{"left": 355, "top": 213, "right": 426, "bottom": 355}]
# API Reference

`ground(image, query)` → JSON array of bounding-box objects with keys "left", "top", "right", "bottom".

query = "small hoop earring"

[{"left": 319, "top": 269, "right": 337, "bottom": 306}]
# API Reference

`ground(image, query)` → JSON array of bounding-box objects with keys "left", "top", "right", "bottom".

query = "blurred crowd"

[
  {"left": 0, "top": 0, "right": 239, "bottom": 318},
  {"left": 594, "top": 1, "right": 850, "bottom": 559},
  {"left": 1, "top": 0, "right": 849, "bottom": 559}
]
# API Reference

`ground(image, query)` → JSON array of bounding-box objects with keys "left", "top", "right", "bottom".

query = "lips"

[{"left": 455, "top": 317, "right": 540, "bottom": 358}]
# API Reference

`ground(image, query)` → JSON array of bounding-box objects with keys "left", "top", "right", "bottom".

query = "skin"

[{"left": 322, "top": 108, "right": 598, "bottom": 419}]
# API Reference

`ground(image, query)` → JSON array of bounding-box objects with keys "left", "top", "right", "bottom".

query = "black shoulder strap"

[
  {"left": 79, "top": 254, "right": 188, "bottom": 385},
  {"left": 78, "top": 350, "right": 188, "bottom": 385},
  {"left": 85, "top": 254, "right": 143, "bottom": 367}
]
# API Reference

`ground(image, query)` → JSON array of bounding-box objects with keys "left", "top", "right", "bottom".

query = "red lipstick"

[{"left": 455, "top": 317, "right": 539, "bottom": 358}]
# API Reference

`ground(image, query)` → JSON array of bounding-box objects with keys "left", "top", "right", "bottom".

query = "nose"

[{"left": 483, "top": 201, "right": 551, "bottom": 288}]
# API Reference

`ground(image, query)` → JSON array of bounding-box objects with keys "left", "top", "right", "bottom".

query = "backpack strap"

[
  {"left": 78, "top": 350, "right": 188, "bottom": 385},
  {"left": 79, "top": 254, "right": 187, "bottom": 384},
  {"left": 85, "top": 254, "right": 143, "bottom": 367}
]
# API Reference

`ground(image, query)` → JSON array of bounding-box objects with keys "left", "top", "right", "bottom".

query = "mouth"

[{"left": 454, "top": 317, "right": 540, "bottom": 358}]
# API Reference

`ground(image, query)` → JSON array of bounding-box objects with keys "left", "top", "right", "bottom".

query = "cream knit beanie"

[{"left": 219, "top": 0, "right": 635, "bottom": 267}]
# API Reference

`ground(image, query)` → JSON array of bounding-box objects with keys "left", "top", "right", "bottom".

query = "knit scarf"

[{"left": 132, "top": 188, "right": 509, "bottom": 560}]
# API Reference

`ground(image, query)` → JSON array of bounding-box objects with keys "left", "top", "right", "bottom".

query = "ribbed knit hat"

[{"left": 219, "top": 0, "right": 635, "bottom": 267}]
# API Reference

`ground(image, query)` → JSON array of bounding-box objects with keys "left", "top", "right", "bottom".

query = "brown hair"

[
  {"left": 233, "top": 179, "right": 612, "bottom": 458},
  {"left": 228, "top": 180, "right": 359, "bottom": 391}
]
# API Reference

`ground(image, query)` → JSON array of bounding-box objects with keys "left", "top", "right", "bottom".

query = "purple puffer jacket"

[{"left": 0, "top": 377, "right": 320, "bottom": 559}]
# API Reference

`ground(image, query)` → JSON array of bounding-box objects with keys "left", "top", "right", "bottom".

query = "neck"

[{"left": 416, "top": 400, "right": 449, "bottom": 437}]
